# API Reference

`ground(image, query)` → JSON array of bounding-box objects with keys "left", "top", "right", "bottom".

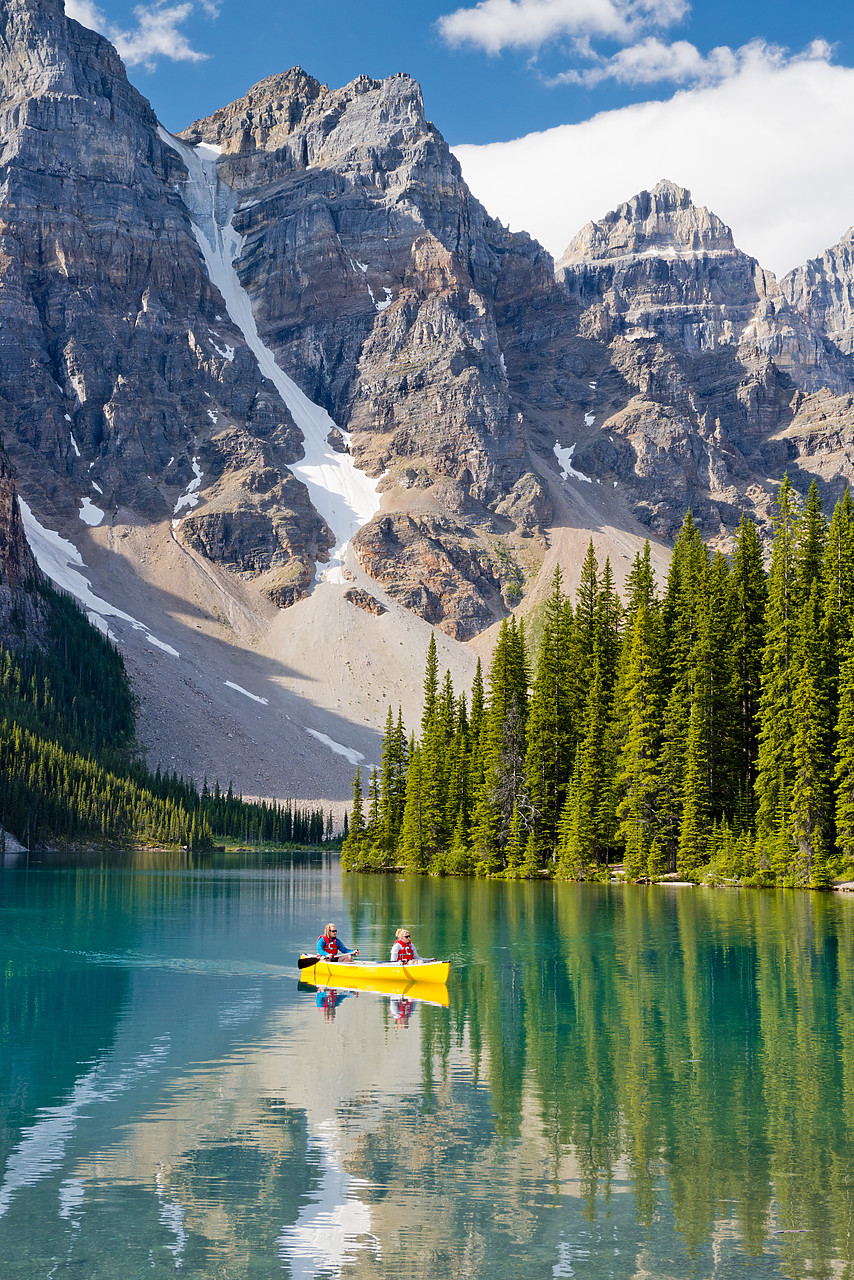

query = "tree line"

[
  {"left": 343, "top": 477, "right": 854, "bottom": 886},
  {"left": 0, "top": 579, "right": 330, "bottom": 849}
]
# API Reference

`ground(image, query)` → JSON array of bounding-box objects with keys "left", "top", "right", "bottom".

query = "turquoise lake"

[{"left": 1, "top": 850, "right": 853, "bottom": 1279}]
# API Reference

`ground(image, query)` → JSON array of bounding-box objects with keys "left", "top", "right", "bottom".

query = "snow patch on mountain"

[
  {"left": 554, "top": 442, "right": 592, "bottom": 483},
  {"left": 162, "top": 130, "right": 381, "bottom": 583},
  {"left": 225, "top": 681, "right": 269, "bottom": 705},
  {"left": 79, "top": 497, "right": 104, "bottom": 526},
  {"left": 305, "top": 728, "right": 364, "bottom": 767},
  {"left": 19, "top": 499, "right": 180, "bottom": 657}
]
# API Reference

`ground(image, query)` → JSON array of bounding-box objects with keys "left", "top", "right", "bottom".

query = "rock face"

[
  {"left": 539, "top": 181, "right": 854, "bottom": 543},
  {"left": 0, "top": 443, "right": 46, "bottom": 645},
  {"left": 180, "top": 69, "right": 552, "bottom": 626},
  {"left": 6, "top": 0, "right": 854, "bottom": 637},
  {"left": 343, "top": 587, "right": 387, "bottom": 616},
  {"left": 782, "top": 229, "right": 854, "bottom": 358},
  {"left": 558, "top": 180, "right": 849, "bottom": 395},
  {"left": 0, "top": 0, "right": 322, "bottom": 605}
]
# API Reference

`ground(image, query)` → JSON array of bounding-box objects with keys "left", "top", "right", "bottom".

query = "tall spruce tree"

[
  {"left": 730, "top": 514, "right": 767, "bottom": 809},
  {"left": 525, "top": 566, "right": 574, "bottom": 862},
  {"left": 615, "top": 599, "right": 663, "bottom": 878},
  {"left": 471, "top": 617, "right": 530, "bottom": 870},
  {"left": 558, "top": 647, "right": 613, "bottom": 877},
  {"left": 821, "top": 489, "right": 854, "bottom": 729},
  {"left": 788, "top": 582, "right": 832, "bottom": 886},
  {"left": 833, "top": 630, "right": 854, "bottom": 871},
  {"left": 341, "top": 767, "right": 365, "bottom": 869},
  {"left": 756, "top": 476, "right": 801, "bottom": 842}
]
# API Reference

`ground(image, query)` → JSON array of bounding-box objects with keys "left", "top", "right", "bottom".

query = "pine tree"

[
  {"left": 756, "top": 476, "right": 800, "bottom": 837},
  {"left": 525, "top": 566, "right": 574, "bottom": 862},
  {"left": 677, "top": 698, "right": 709, "bottom": 874},
  {"left": 615, "top": 600, "right": 662, "bottom": 878},
  {"left": 796, "top": 479, "right": 826, "bottom": 600},
  {"left": 834, "top": 631, "right": 854, "bottom": 872},
  {"left": 341, "top": 767, "right": 365, "bottom": 868},
  {"left": 657, "top": 513, "right": 708, "bottom": 868},
  {"left": 789, "top": 582, "right": 831, "bottom": 885},
  {"left": 421, "top": 632, "right": 439, "bottom": 737},
  {"left": 399, "top": 744, "right": 427, "bottom": 871},
  {"left": 471, "top": 617, "right": 530, "bottom": 871},
  {"left": 821, "top": 489, "right": 854, "bottom": 731},
  {"left": 504, "top": 805, "right": 525, "bottom": 877},
  {"left": 730, "top": 513, "right": 767, "bottom": 806},
  {"left": 558, "top": 650, "right": 612, "bottom": 877}
]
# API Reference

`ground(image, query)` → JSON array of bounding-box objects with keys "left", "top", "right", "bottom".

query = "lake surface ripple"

[{"left": 1, "top": 851, "right": 852, "bottom": 1279}]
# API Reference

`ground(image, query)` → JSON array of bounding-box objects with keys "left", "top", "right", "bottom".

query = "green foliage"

[{"left": 343, "top": 484, "right": 854, "bottom": 886}]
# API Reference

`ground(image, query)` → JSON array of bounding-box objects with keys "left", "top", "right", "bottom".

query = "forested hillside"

[
  {"left": 344, "top": 478, "right": 854, "bottom": 888},
  {"left": 0, "top": 579, "right": 328, "bottom": 850}
]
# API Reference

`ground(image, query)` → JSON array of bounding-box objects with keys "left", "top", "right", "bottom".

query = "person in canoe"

[
  {"left": 317, "top": 923, "right": 359, "bottom": 963},
  {"left": 390, "top": 928, "right": 421, "bottom": 964}
]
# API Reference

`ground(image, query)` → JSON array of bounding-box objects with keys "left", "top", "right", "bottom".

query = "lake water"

[{"left": 1, "top": 851, "right": 853, "bottom": 1279}]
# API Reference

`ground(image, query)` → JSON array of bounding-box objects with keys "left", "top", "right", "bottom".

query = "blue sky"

[
  {"left": 64, "top": 0, "right": 851, "bottom": 140},
  {"left": 65, "top": 0, "right": 854, "bottom": 274}
]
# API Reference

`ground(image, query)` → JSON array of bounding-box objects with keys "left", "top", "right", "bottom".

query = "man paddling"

[{"left": 317, "top": 923, "right": 359, "bottom": 963}]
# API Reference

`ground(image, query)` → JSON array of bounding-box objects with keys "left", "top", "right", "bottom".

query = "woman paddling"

[
  {"left": 317, "top": 923, "right": 359, "bottom": 963},
  {"left": 390, "top": 928, "right": 421, "bottom": 964}
]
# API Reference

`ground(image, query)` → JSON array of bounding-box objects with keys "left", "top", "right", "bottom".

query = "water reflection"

[{"left": 0, "top": 856, "right": 851, "bottom": 1278}]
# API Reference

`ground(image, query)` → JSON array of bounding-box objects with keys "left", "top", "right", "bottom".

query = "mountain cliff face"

[
  {"left": 0, "top": 0, "right": 330, "bottom": 609},
  {"left": 782, "top": 228, "right": 854, "bottom": 358},
  {"left": 179, "top": 68, "right": 553, "bottom": 635},
  {"left": 542, "top": 181, "right": 854, "bottom": 542},
  {"left": 4, "top": 0, "right": 854, "bottom": 655}
]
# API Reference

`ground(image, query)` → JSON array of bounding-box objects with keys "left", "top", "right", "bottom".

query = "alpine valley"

[{"left": 3, "top": 0, "right": 854, "bottom": 816}]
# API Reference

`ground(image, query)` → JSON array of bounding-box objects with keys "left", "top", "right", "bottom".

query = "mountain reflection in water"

[{"left": 0, "top": 850, "right": 851, "bottom": 1279}]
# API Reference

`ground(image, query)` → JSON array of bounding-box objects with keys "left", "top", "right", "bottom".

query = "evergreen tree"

[
  {"left": 796, "top": 479, "right": 826, "bottom": 600},
  {"left": 525, "top": 566, "right": 574, "bottom": 862},
  {"left": 341, "top": 767, "right": 365, "bottom": 868},
  {"left": 756, "top": 476, "right": 800, "bottom": 838},
  {"left": 821, "top": 489, "right": 854, "bottom": 727},
  {"left": 471, "top": 617, "right": 530, "bottom": 870},
  {"left": 833, "top": 631, "right": 854, "bottom": 871},
  {"left": 730, "top": 514, "right": 767, "bottom": 805},
  {"left": 789, "top": 583, "right": 831, "bottom": 885},
  {"left": 615, "top": 600, "right": 663, "bottom": 878},
  {"left": 558, "top": 650, "right": 613, "bottom": 877},
  {"left": 677, "top": 698, "right": 710, "bottom": 874},
  {"left": 399, "top": 743, "right": 427, "bottom": 871}
]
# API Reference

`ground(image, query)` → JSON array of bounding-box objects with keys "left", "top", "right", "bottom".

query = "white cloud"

[
  {"left": 437, "top": 0, "right": 687, "bottom": 54},
  {"left": 550, "top": 35, "right": 833, "bottom": 88},
  {"left": 64, "top": 0, "right": 209, "bottom": 68},
  {"left": 451, "top": 49, "right": 854, "bottom": 279}
]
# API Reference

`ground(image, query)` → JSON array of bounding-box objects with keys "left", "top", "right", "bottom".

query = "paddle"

[{"left": 298, "top": 950, "right": 360, "bottom": 969}]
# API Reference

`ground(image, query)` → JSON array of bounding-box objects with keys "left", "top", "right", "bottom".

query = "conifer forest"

[
  {"left": 0, "top": 579, "right": 329, "bottom": 850},
  {"left": 343, "top": 478, "right": 854, "bottom": 887}
]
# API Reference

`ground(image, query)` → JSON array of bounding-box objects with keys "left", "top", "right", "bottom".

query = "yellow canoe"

[
  {"left": 300, "top": 956, "right": 450, "bottom": 984},
  {"left": 315, "top": 975, "right": 449, "bottom": 1006}
]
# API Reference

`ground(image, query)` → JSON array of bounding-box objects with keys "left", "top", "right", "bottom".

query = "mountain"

[{"left": 3, "top": 0, "right": 854, "bottom": 805}]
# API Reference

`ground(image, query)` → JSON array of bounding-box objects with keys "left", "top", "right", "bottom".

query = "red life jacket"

[
  {"left": 396, "top": 939, "right": 414, "bottom": 963},
  {"left": 319, "top": 935, "right": 339, "bottom": 959}
]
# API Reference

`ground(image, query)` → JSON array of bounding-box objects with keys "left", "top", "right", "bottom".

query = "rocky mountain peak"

[
  {"left": 180, "top": 68, "right": 427, "bottom": 181},
  {"left": 558, "top": 178, "right": 736, "bottom": 266},
  {"left": 782, "top": 226, "right": 854, "bottom": 358}
]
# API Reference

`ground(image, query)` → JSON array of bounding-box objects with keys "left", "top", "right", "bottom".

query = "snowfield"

[
  {"left": 160, "top": 130, "right": 380, "bottom": 585},
  {"left": 19, "top": 500, "right": 180, "bottom": 658}
]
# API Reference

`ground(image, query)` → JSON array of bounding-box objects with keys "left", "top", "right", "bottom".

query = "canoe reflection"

[{"left": 296, "top": 974, "right": 450, "bottom": 1025}]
